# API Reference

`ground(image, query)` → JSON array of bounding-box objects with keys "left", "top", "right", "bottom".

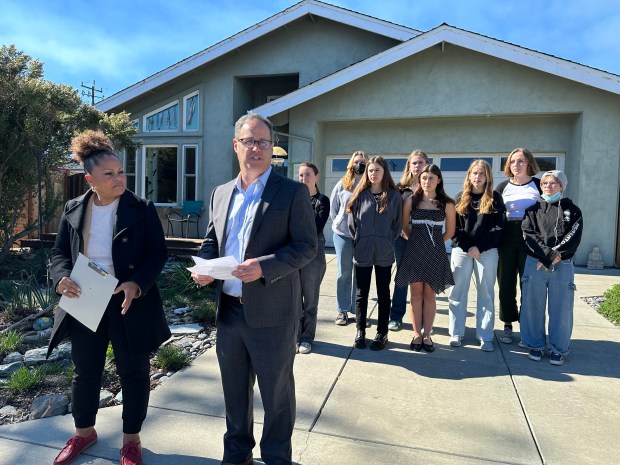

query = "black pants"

[
  {"left": 497, "top": 220, "right": 528, "bottom": 324},
  {"left": 69, "top": 300, "right": 150, "bottom": 434},
  {"left": 355, "top": 265, "right": 392, "bottom": 334}
]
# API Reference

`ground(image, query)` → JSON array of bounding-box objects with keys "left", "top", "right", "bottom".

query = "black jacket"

[
  {"left": 521, "top": 197, "right": 583, "bottom": 268},
  {"left": 451, "top": 191, "right": 506, "bottom": 252},
  {"left": 48, "top": 189, "right": 170, "bottom": 356}
]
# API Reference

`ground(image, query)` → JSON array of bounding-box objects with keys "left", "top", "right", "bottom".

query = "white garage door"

[{"left": 323, "top": 153, "right": 564, "bottom": 249}]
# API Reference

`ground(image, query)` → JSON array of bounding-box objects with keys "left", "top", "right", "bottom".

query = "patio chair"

[{"left": 166, "top": 200, "right": 203, "bottom": 238}]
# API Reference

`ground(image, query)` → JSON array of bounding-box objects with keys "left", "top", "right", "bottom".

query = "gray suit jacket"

[{"left": 199, "top": 171, "right": 317, "bottom": 328}]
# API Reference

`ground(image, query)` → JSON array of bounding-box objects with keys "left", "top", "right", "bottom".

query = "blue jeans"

[
  {"left": 520, "top": 256, "right": 575, "bottom": 355},
  {"left": 333, "top": 232, "right": 356, "bottom": 314},
  {"left": 448, "top": 247, "right": 498, "bottom": 342},
  {"left": 390, "top": 236, "right": 408, "bottom": 322}
]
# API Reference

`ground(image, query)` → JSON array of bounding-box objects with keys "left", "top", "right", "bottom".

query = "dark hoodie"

[{"left": 521, "top": 197, "right": 583, "bottom": 268}]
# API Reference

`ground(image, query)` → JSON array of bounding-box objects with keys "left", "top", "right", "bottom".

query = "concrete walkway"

[{"left": 1, "top": 251, "right": 619, "bottom": 465}]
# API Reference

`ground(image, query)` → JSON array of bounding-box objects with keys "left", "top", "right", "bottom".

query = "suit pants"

[
  {"left": 69, "top": 300, "right": 150, "bottom": 434},
  {"left": 217, "top": 294, "right": 298, "bottom": 465}
]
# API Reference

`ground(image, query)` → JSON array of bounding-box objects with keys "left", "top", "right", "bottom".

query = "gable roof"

[
  {"left": 96, "top": 0, "right": 419, "bottom": 112},
  {"left": 252, "top": 23, "right": 620, "bottom": 118}
]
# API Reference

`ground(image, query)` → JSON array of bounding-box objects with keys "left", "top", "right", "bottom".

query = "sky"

[{"left": 2, "top": 0, "right": 619, "bottom": 103}]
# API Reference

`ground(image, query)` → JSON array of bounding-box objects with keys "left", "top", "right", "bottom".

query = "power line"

[{"left": 80, "top": 80, "right": 104, "bottom": 105}]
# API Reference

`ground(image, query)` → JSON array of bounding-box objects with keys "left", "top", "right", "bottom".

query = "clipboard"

[{"left": 58, "top": 253, "right": 119, "bottom": 332}]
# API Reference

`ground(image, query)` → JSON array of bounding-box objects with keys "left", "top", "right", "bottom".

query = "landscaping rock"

[
  {"left": 24, "top": 347, "right": 58, "bottom": 366},
  {"left": 56, "top": 343, "right": 72, "bottom": 360},
  {"left": 0, "top": 361, "right": 24, "bottom": 378},
  {"left": 2, "top": 352, "right": 24, "bottom": 364},
  {"left": 29, "top": 394, "right": 70, "bottom": 420},
  {"left": 115, "top": 391, "right": 123, "bottom": 403},
  {"left": 99, "top": 390, "right": 114, "bottom": 407},
  {"left": 0, "top": 405, "right": 18, "bottom": 416},
  {"left": 169, "top": 323, "right": 203, "bottom": 335},
  {"left": 32, "top": 317, "right": 53, "bottom": 331}
]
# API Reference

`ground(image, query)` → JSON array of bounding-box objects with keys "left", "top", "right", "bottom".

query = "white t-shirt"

[
  {"left": 502, "top": 180, "right": 540, "bottom": 220},
  {"left": 86, "top": 198, "right": 120, "bottom": 276}
]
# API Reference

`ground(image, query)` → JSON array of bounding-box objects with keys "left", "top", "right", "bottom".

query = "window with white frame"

[
  {"left": 183, "top": 145, "right": 198, "bottom": 201},
  {"left": 183, "top": 91, "right": 199, "bottom": 131},
  {"left": 143, "top": 101, "right": 179, "bottom": 132},
  {"left": 144, "top": 146, "right": 178, "bottom": 204},
  {"left": 123, "top": 149, "right": 137, "bottom": 193}
]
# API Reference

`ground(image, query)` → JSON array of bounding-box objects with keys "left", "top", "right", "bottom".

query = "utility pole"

[{"left": 81, "top": 80, "right": 104, "bottom": 105}]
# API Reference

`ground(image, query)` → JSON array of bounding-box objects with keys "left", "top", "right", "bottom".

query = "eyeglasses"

[{"left": 237, "top": 138, "right": 274, "bottom": 150}]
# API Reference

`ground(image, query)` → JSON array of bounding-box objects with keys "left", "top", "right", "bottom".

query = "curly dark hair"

[{"left": 71, "top": 130, "right": 117, "bottom": 173}]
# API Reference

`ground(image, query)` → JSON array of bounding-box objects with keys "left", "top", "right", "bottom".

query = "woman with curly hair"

[
  {"left": 49, "top": 130, "right": 169, "bottom": 465},
  {"left": 448, "top": 160, "right": 506, "bottom": 351}
]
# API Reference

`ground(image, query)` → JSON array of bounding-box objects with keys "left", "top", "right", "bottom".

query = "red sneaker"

[
  {"left": 53, "top": 430, "right": 97, "bottom": 465},
  {"left": 120, "top": 441, "right": 142, "bottom": 465}
]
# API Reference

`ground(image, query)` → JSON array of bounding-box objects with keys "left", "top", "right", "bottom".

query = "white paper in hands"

[{"left": 187, "top": 255, "right": 239, "bottom": 280}]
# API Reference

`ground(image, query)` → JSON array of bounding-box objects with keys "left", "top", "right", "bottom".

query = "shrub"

[
  {"left": 191, "top": 299, "right": 216, "bottom": 325},
  {"left": 157, "top": 260, "right": 215, "bottom": 310},
  {"left": 4, "top": 366, "right": 44, "bottom": 393},
  {"left": 598, "top": 283, "right": 620, "bottom": 326},
  {"left": 155, "top": 345, "right": 190, "bottom": 372},
  {"left": 0, "top": 329, "right": 23, "bottom": 356}
]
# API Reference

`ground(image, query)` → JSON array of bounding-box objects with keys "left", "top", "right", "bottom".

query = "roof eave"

[
  {"left": 96, "top": 0, "right": 419, "bottom": 112},
  {"left": 252, "top": 25, "right": 620, "bottom": 118}
]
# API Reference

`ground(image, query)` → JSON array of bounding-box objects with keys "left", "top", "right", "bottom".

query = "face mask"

[
  {"left": 353, "top": 162, "right": 366, "bottom": 175},
  {"left": 542, "top": 192, "right": 562, "bottom": 202}
]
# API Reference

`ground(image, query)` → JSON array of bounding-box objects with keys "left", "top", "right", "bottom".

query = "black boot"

[
  {"left": 355, "top": 329, "right": 366, "bottom": 349},
  {"left": 370, "top": 332, "right": 388, "bottom": 351}
]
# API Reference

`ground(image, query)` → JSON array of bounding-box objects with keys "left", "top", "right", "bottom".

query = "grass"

[
  {"left": 4, "top": 366, "right": 45, "bottom": 393},
  {"left": 0, "top": 329, "right": 23, "bottom": 356},
  {"left": 155, "top": 345, "right": 190, "bottom": 372},
  {"left": 598, "top": 283, "right": 620, "bottom": 326}
]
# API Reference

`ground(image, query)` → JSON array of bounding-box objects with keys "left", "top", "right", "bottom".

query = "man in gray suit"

[{"left": 192, "top": 113, "right": 317, "bottom": 465}]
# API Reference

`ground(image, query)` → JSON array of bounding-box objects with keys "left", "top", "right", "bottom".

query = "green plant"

[
  {"left": 4, "top": 366, "right": 44, "bottom": 393},
  {"left": 191, "top": 299, "right": 216, "bottom": 324},
  {"left": 105, "top": 342, "right": 115, "bottom": 364},
  {"left": 155, "top": 345, "right": 190, "bottom": 372},
  {"left": 0, "top": 329, "right": 23, "bottom": 356},
  {"left": 157, "top": 260, "right": 216, "bottom": 311},
  {"left": 40, "top": 363, "right": 65, "bottom": 376},
  {"left": 598, "top": 283, "right": 620, "bottom": 326}
]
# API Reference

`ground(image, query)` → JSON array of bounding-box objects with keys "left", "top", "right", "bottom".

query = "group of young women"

[{"left": 318, "top": 147, "right": 582, "bottom": 366}]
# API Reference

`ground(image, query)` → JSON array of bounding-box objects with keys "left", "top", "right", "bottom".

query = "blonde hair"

[
  {"left": 456, "top": 160, "right": 495, "bottom": 215},
  {"left": 341, "top": 150, "right": 368, "bottom": 191},
  {"left": 398, "top": 150, "right": 430, "bottom": 188}
]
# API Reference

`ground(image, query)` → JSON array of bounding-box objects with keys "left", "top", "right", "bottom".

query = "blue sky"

[{"left": 2, "top": 0, "right": 619, "bottom": 102}]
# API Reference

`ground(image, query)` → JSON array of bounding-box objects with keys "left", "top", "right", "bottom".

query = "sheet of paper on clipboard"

[{"left": 58, "top": 253, "right": 119, "bottom": 332}]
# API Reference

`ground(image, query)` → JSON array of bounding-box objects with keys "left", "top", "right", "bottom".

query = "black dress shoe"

[
  {"left": 410, "top": 338, "right": 422, "bottom": 352},
  {"left": 369, "top": 332, "right": 388, "bottom": 351},
  {"left": 355, "top": 329, "right": 366, "bottom": 349},
  {"left": 422, "top": 336, "right": 435, "bottom": 352}
]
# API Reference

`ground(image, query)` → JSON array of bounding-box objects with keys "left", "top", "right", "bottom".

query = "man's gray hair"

[{"left": 234, "top": 113, "right": 276, "bottom": 142}]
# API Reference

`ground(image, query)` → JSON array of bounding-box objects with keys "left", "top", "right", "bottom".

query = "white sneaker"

[
  {"left": 298, "top": 342, "right": 312, "bottom": 354},
  {"left": 480, "top": 340, "right": 494, "bottom": 352},
  {"left": 449, "top": 335, "right": 462, "bottom": 347},
  {"left": 517, "top": 341, "right": 529, "bottom": 349}
]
